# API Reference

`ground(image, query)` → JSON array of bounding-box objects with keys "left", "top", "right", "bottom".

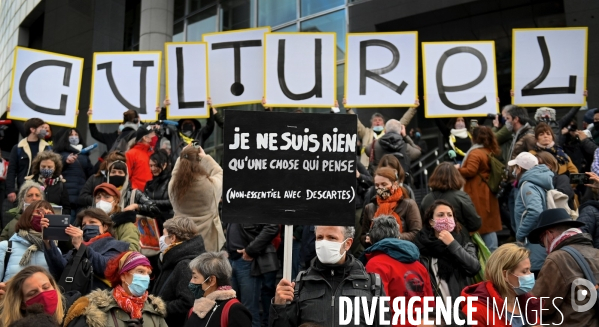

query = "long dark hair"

[
  {"left": 473, "top": 126, "right": 500, "bottom": 155},
  {"left": 150, "top": 149, "right": 171, "bottom": 176},
  {"left": 52, "top": 128, "right": 87, "bottom": 153},
  {"left": 171, "top": 147, "right": 208, "bottom": 205}
]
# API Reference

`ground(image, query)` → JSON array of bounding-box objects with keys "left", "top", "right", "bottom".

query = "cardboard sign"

[
  {"left": 165, "top": 42, "right": 209, "bottom": 119},
  {"left": 345, "top": 32, "right": 418, "bottom": 108},
  {"left": 222, "top": 111, "right": 357, "bottom": 226},
  {"left": 8, "top": 47, "right": 83, "bottom": 127},
  {"left": 203, "top": 27, "right": 270, "bottom": 107},
  {"left": 512, "top": 27, "right": 588, "bottom": 107},
  {"left": 422, "top": 41, "right": 499, "bottom": 118},
  {"left": 90, "top": 52, "right": 161, "bottom": 123},
  {"left": 264, "top": 33, "right": 337, "bottom": 108}
]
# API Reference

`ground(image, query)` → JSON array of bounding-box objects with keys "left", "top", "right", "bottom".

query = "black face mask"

[
  {"left": 109, "top": 175, "right": 126, "bottom": 188},
  {"left": 182, "top": 124, "right": 194, "bottom": 137},
  {"left": 83, "top": 225, "right": 101, "bottom": 241},
  {"left": 593, "top": 122, "right": 599, "bottom": 130}
]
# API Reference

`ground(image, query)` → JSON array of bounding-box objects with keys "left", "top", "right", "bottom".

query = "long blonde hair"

[
  {"left": 171, "top": 146, "right": 207, "bottom": 205},
  {"left": 485, "top": 243, "right": 530, "bottom": 297},
  {"left": 0, "top": 266, "right": 65, "bottom": 326}
]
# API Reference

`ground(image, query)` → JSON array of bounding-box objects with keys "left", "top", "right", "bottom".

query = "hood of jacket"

[
  {"left": 161, "top": 235, "right": 205, "bottom": 268},
  {"left": 9, "top": 234, "right": 33, "bottom": 247},
  {"left": 110, "top": 210, "right": 137, "bottom": 228},
  {"left": 518, "top": 164, "right": 554, "bottom": 190},
  {"left": 378, "top": 132, "right": 405, "bottom": 152},
  {"left": 361, "top": 238, "right": 419, "bottom": 264},
  {"left": 578, "top": 200, "right": 599, "bottom": 213},
  {"left": 63, "top": 289, "right": 166, "bottom": 327}
]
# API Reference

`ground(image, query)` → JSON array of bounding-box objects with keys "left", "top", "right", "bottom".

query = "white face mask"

[
  {"left": 315, "top": 238, "right": 348, "bottom": 264},
  {"left": 159, "top": 235, "right": 169, "bottom": 253},
  {"left": 96, "top": 200, "right": 113, "bottom": 214}
]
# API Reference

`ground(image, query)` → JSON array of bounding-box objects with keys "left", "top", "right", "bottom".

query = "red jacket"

[
  {"left": 460, "top": 281, "right": 541, "bottom": 327},
  {"left": 126, "top": 143, "right": 153, "bottom": 191},
  {"left": 364, "top": 239, "right": 433, "bottom": 327}
]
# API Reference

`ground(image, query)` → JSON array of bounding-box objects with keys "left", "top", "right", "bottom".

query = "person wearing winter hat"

[
  {"left": 93, "top": 183, "right": 141, "bottom": 251},
  {"left": 125, "top": 124, "right": 156, "bottom": 191},
  {"left": 510, "top": 151, "right": 553, "bottom": 274},
  {"left": 529, "top": 208, "right": 599, "bottom": 327},
  {"left": 63, "top": 251, "right": 167, "bottom": 327}
]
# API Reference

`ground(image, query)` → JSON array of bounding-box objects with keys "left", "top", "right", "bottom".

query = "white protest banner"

[
  {"left": 344, "top": 32, "right": 418, "bottom": 108},
  {"left": 422, "top": 41, "right": 498, "bottom": 118},
  {"left": 165, "top": 42, "right": 209, "bottom": 119},
  {"left": 203, "top": 27, "right": 270, "bottom": 107},
  {"left": 512, "top": 27, "right": 588, "bottom": 107},
  {"left": 90, "top": 52, "right": 161, "bottom": 123},
  {"left": 8, "top": 47, "right": 83, "bottom": 127},
  {"left": 264, "top": 33, "right": 336, "bottom": 108}
]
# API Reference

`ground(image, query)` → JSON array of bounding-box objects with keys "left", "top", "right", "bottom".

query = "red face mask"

[
  {"left": 31, "top": 214, "right": 42, "bottom": 232},
  {"left": 150, "top": 135, "right": 159, "bottom": 148},
  {"left": 25, "top": 289, "right": 58, "bottom": 315}
]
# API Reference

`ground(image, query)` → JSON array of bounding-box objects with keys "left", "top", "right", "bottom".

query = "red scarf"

[
  {"left": 373, "top": 187, "right": 403, "bottom": 232},
  {"left": 112, "top": 285, "right": 148, "bottom": 319},
  {"left": 82, "top": 232, "right": 112, "bottom": 246}
]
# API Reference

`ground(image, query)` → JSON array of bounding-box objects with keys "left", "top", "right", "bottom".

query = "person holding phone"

[
  {"left": 41, "top": 208, "right": 129, "bottom": 294},
  {"left": 0, "top": 200, "right": 55, "bottom": 282}
]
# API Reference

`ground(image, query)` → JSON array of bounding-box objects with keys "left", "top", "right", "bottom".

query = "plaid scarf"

[
  {"left": 548, "top": 228, "right": 582, "bottom": 253},
  {"left": 535, "top": 142, "right": 570, "bottom": 165},
  {"left": 112, "top": 285, "right": 148, "bottom": 319}
]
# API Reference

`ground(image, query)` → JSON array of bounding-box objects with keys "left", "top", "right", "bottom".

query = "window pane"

[
  {"left": 190, "top": 0, "right": 216, "bottom": 13},
  {"left": 174, "top": 0, "right": 186, "bottom": 21},
  {"left": 301, "top": 0, "right": 343, "bottom": 17},
  {"left": 187, "top": 7, "right": 217, "bottom": 41},
  {"left": 221, "top": 0, "right": 251, "bottom": 31},
  {"left": 258, "top": 0, "right": 296, "bottom": 27},
  {"left": 300, "top": 9, "right": 345, "bottom": 60},
  {"left": 173, "top": 21, "right": 184, "bottom": 42},
  {"left": 337, "top": 64, "right": 344, "bottom": 109},
  {"left": 274, "top": 24, "right": 297, "bottom": 32}
]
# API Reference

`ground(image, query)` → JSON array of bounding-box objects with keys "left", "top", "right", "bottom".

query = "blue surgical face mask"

[
  {"left": 510, "top": 273, "right": 535, "bottom": 295},
  {"left": 126, "top": 274, "right": 150, "bottom": 297},
  {"left": 415, "top": 132, "right": 421, "bottom": 139},
  {"left": 372, "top": 126, "right": 384, "bottom": 133},
  {"left": 118, "top": 125, "right": 125, "bottom": 132}
]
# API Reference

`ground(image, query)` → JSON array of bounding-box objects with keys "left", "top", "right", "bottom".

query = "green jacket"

[
  {"left": 0, "top": 207, "right": 20, "bottom": 242},
  {"left": 114, "top": 223, "right": 141, "bottom": 252},
  {"left": 493, "top": 125, "right": 513, "bottom": 164},
  {"left": 64, "top": 289, "right": 168, "bottom": 327}
]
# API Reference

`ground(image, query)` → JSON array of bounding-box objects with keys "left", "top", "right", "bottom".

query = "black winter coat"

[
  {"left": 89, "top": 124, "right": 118, "bottom": 150},
  {"left": 578, "top": 201, "right": 599, "bottom": 249},
  {"left": 151, "top": 235, "right": 206, "bottom": 327},
  {"left": 59, "top": 150, "right": 94, "bottom": 208},
  {"left": 78, "top": 174, "right": 107, "bottom": 207},
  {"left": 185, "top": 298, "right": 252, "bottom": 327},
  {"left": 6, "top": 140, "right": 51, "bottom": 194},
  {"left": 26, "top": 175, "right": 71, "bottom": 215},
  {"left": 226, "top": 224, "right": 279, "bottom": 276},
  {"left": 144, "top": 171, "right": 173, "bottom": 225},
  {"left": 269, "top": 255, "right": 388, "bottom": 327}
]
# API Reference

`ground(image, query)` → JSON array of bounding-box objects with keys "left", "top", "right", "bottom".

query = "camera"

[
  {"left": 496, "top": 180, "right": 513, "bottom": 200},
  {"left": 0, "top": 120, "right": 11, "bottom": 140},
  {"left": 568, "top": 124, "right": 578, "bottom": 132}
]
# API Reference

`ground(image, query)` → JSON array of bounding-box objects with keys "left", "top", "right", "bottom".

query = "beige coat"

[
  {"left": 169, "top": 155, "right": 225, "bottom": 252},
  {"left": 347, "top": 107, "right": 417, "bottom": 167}
]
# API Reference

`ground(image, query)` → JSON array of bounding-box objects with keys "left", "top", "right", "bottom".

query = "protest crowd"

[{"left": 0, "top": 25, "right": 598, "bottom": 327}]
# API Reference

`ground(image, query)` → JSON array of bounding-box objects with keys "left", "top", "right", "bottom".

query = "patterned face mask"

[
  {"left": 40, "top": 168, "right": 54, "bottom": 178},
  {"left": 376, "top": 187, "right": 392, "bottom": 200}
]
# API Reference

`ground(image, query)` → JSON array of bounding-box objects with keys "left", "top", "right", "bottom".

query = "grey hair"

[
  {"left": 315, "top": 226, "right": 355, "bottom": 240},
  {"left": 384, "top": 119, "right": 402, "bottom": 134},
  {"left": 189, "top": 251, "right": 232, "bottom": 287},
  {"left": 369, "top": 216, "right": 400, "bottom": 244},
  {"left": 17, "top": 181, "right": 45, "bottom": 211},
  {"left": 370, "top": 113, "right": 384, "bottom": 121},
  {"left": 163, "top": 217, "right": 198, "bottom": 241}
]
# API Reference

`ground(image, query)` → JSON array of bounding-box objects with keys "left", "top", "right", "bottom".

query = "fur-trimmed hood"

[{"left": 63, "top": 289, "right": 166, "bottom": 327}]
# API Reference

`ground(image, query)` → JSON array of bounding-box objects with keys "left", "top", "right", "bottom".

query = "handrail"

[
  {"left": 411, "top": 149, "right": 450, "bottom": 177},
  {"left": 410, "top": 147, "right": 439, "bottom": 170}
]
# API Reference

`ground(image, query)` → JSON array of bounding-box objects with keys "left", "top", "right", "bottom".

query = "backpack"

[
  {"left": 3, "top": 241, "right": 12, "bottom": 279},
  {"left": 109, "top": 130, "right": 136, "bottom": 153},
  {"left": 520, "top": 181, "right": 578, "bottom": 220},
  {"left": 58, "top": 243, "right": 93, "bottom": 295},
  {"left": 479, "top": 152, "right": 505, "bottom": 194},
  {"left": 561, "top": 246, "right": 599, "bottom": 317}
]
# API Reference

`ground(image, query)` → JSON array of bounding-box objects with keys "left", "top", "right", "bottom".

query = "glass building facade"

[{"left": 171, "top": 0, "right": 350, "bottom": 162}]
